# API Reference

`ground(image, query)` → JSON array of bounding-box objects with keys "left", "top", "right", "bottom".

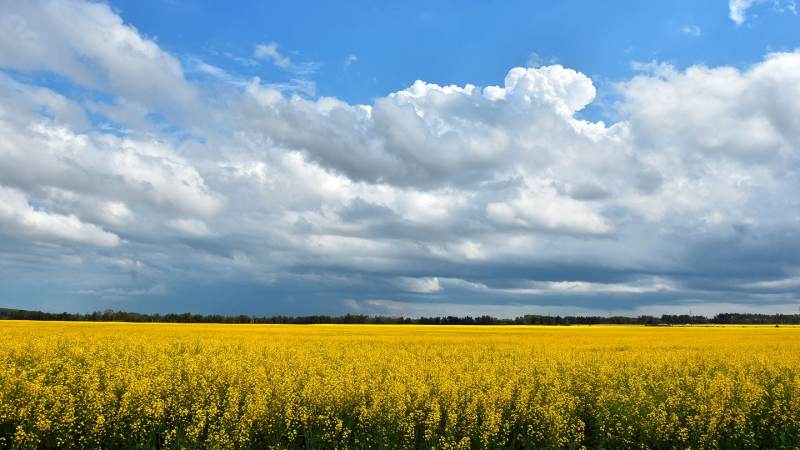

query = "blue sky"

[
  {"left": 110, "top": 0, "right": 798, "bottom": 105},
  {"left": 1, "top": 0, "right": 800, "bottom": 317}
]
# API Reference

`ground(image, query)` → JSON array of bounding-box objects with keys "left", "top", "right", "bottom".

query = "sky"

[{"left": 1, "top": 0, "right": 800, "bottom": 317}]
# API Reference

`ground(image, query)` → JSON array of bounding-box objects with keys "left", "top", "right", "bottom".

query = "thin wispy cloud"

[
  {"left": 253, "top": 42, "right": 320, "bottom": 76},
  {"left": 344, "top": 54, "right": 358, "bottom": 69},
  {"left": 254, "top": 42, "right": 291, "bottom": 68},
  {"left": 681, "top": 24, "right": 702, "bottom": 36},
  {"left": 526, "top": 52, "right": 559, "bottom": 68}
]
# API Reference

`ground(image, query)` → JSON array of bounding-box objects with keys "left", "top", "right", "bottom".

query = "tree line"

[{"left": 2, "top": 307, "right": 800, "bottom": 325}]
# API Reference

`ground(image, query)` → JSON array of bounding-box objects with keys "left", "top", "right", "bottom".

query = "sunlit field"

[{"left": 1, "top": 322, "right": 799, "bottom": 449}]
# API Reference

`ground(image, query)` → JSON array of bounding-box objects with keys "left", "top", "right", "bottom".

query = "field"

[{"left": 1, "top": 322, "right": 799, "bottom": 449}]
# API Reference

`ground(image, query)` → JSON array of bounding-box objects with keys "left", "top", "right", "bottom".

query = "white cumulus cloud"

[{"left": 0, "top": 186, "right": 120, "bottom": 247}]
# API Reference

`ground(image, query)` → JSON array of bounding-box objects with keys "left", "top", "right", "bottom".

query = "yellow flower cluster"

[{"left": 1, "top": 322, "right": 799, "bottom": 449}]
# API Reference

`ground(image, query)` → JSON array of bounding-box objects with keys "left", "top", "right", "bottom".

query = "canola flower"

[{"left": 0, "top": 322, "right": 799, "bottom": 449}]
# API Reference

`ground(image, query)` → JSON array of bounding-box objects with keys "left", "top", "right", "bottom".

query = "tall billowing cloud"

[{"left": 1, "top": 0, "right": 800, "bottom": 316}]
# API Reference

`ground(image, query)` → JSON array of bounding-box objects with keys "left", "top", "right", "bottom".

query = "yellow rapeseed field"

[{"left": 1, "top": 322, "right": 799, "bottom": 449}]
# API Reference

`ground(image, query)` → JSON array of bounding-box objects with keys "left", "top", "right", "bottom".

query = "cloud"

[
  {"left": 620, "top": 51, "right": 800, "bottom": 164},
  {"left": 240, "top": 65, "right": 608, "bottom": 189},
  {"left": 729, "top": 0, "right": 761, "bottom": 24},
  {"left": 262, "top": 77, "right": 317, "bottom": 96},
  {"left": 394, "top": 277, "right": 442, "bottom": 294},
  {"left": 78, "top": 283, "right": 168, "bottom": 297},
  {"left": 0, "top": 0, "right": 197, "bottom": 115},
  {"left": 42, "top": 188, "right": 134, "bottom": 227},
  {"left": 342, "top": 298, "right": 800, "bottom": 318},
  {"left": 729, "top": 0, "right": 797, "bottom": 24},
  {"left": 168, "top": 218, "right": 212, "bottom": 237},
  {"left": 254, "top": 42, "right": 291, "bottom": 68},
  {"left": 252, "top": 42, "right": 319, "bottom": 86},
  {"left": 0, "top": 119, "right": 223, "bottom": 219},
  {"left": 3, "top": 0, "right": 800, "bottom": 315},
  {"left": 526, "top": 52, "right": 559, "bottom": 68},
  {"left": 0, "top": 186, "right": 120, "bottom": 247},
  {"left": 0, "top": 73, "right": 89, "bottom": 130},
  {"left": 344, "top": 54, "right": 358, "bottom": 68},
  {"left": 485, "top": 181, "right": 612, "bottom": 236},
  {"left": 681, "top": 24, "right": 702, "bottom": 36}
]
